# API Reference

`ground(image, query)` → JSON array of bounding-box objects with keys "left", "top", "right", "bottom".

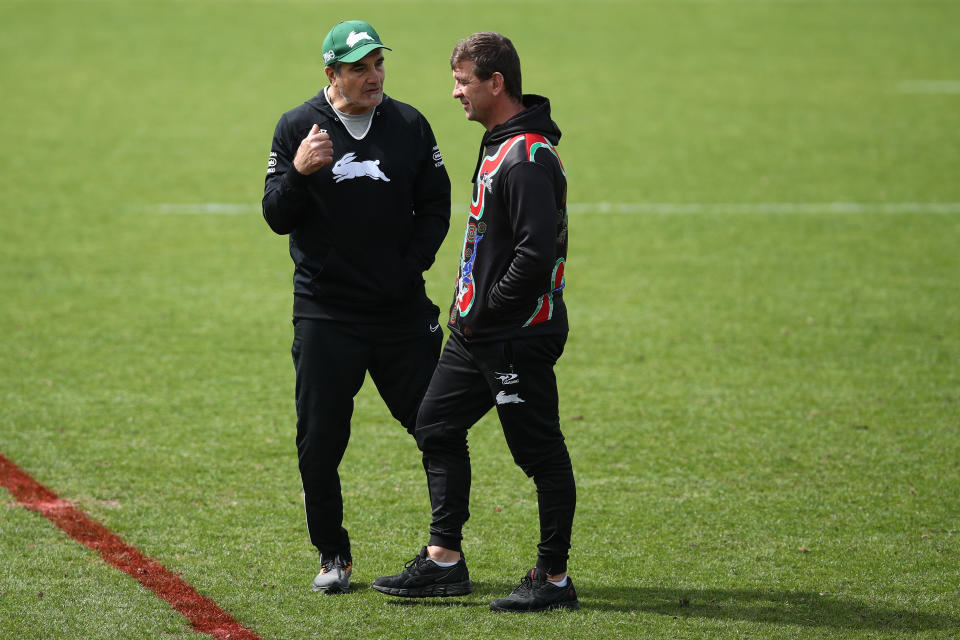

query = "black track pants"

[
  {"left": 414, "top": 332, "right": 576, "bottom": 575},
  {"left": 291, "top": 317, "right": 443, "bottom": 558}
]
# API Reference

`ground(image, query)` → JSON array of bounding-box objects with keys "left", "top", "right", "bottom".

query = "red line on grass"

[{"left": 0, "top": 452, "right": 261, "bottom": 640}]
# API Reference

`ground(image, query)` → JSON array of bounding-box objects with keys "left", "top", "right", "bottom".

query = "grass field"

[{"left": 2, "top": 1, "right": 959, "bottom": 638}]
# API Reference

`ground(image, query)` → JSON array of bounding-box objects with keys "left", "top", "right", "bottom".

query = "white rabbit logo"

[
  {"left": 346, "top": 31, "right": 374, "bottom": 48},
  {"left": 332, "top": 152, "right": 390, "bottom": 183}
]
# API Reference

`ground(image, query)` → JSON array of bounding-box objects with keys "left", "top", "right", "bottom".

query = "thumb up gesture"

[{"left": 293, "top": 124, "right": 334, "bottom": 175}]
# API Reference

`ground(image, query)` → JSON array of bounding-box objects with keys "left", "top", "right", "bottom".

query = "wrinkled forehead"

[{"left": 452, "top": 59, "right": 478, "bottom": 81}]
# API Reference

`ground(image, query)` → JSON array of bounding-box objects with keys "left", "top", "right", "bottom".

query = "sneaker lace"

[
  {"left": 320, "top": 554, "right": 347, "bottom": 574},
  {"left": 404, "top": 552, "right": 429, "bottom": 571},
  {"left": 512, "top": 573, "right": 536, "bottom": 595}
]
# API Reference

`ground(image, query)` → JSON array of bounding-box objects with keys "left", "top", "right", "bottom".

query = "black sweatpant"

[
  {"left": 414, "top": 332, "right": 576, "bottom": 575},
  {"left": 291, "top": 317, "right": 443, "bottom": 559}
]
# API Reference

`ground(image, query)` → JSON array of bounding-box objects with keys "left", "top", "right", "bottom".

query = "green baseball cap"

[{"left": 322, "top": 20, "right": 391, "bottom": 66}]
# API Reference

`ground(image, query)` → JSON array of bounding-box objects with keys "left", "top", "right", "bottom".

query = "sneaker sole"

[
  {"left": 313, "top": 583, "right": 350, "bottom": 594},
  {"left": 489, "top": 599, "right": 580, "bottom": 612},
  {"left": 372, "top": 580, "right": 473, "bottom": 598},
  {"left": 313, "top": 576, "right": 351, "bottom": 594}
]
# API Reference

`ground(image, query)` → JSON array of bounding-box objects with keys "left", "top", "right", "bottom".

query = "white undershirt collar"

[{"left": 324, "top": 86, "right": 376, "bottom": 140}]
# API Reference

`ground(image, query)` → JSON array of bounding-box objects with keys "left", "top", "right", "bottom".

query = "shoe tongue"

[{"left": 530, "top": 567, "right": 546, "bottom": 581}]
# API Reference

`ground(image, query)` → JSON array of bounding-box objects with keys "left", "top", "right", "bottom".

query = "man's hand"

[{"left": 293, "top": 124, "right": 333, "bottom": 175}]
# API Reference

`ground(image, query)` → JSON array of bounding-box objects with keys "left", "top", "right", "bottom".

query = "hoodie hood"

[{"left": 472, "top": 94, "right": 561, "bottom": 183}]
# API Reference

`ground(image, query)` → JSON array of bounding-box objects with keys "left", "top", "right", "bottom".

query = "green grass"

[{"left": 1, "top": 1, "right": 959, "bottom": 638}]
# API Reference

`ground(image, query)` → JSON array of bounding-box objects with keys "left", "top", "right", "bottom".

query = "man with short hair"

[
  {"left": 262, "top": 19, "right": 450, "bottom": 594},
  {"left": 373, "top": 32, "right": 578, "bottom": 613}
]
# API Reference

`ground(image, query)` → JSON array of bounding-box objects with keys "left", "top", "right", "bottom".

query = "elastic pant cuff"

[
  {"left": 536, "top": 556, "right": 568, "bottom": 576},
  {"left": 428, "top": 534, "right": 462, "bottom": 553},
  {"left": 318, "top": 548, "right": 352, "bottom": 562}
]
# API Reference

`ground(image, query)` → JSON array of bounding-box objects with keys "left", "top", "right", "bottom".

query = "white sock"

[
  {"left": 432, "top": 559, "right": 459, "bottom": 567},
  {"left": 548, "top": 576, "right": 568, "bottom": 587}
]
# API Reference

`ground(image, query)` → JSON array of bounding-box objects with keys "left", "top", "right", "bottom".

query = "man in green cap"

[{"left": 262, "top": 19, "right": 451, "bottom": 594}]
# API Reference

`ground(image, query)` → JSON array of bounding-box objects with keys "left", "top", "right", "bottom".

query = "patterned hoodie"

[{"left": 448, "top": 94, "right": 568, "bottom": 341}]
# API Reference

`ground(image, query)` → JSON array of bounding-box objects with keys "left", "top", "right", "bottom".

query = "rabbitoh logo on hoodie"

[{"left": 332, "top": 152, "right": 390, "bottom": 183}]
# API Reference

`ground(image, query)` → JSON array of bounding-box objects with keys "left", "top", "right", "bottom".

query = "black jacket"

[
  {"left": 448, "top": 95, "right": 568, "bottom": 341},
  {"left": 263, "top": 91, "right": 450, "bottom": 322}
]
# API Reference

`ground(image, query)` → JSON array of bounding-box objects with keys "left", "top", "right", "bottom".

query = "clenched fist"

[{"left": 293, "top": 124, "right": 334, "bottom": 175}]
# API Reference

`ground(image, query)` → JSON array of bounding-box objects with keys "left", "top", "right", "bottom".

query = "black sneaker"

[
  {"left": 490, "top": 568, "right": 580, "bottom": 612},
  {"left": 372, "top": 547, "right": 473, "bottom": 597}
]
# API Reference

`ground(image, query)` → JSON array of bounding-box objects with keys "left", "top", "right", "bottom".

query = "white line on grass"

[
  {"left": 142, "top": 202, "right": 960, "bottom": 216},
  {"left": 567, "top": 202, "right": 960, "bottom": 214},
  {"left": 898, "top": 81, "right": 960, "bottom": 95},
  {"left": 147, "top": 203, "right": 259, "bottom": 215}
]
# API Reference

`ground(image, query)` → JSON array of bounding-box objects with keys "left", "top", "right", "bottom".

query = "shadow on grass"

[
  {"left": 347, "top": 580, "right": 956, "bottom": 631},
  {"left": 384, "top": 599, "right": 486, "bottom": 609},
  {"left": 579, "top": 584, "right": 959, "bottom": 632},
  {"left": 348, "top": 581, "right": 487, "bottom": 608}
]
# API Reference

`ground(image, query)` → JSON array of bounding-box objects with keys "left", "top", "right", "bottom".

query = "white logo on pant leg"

[
  {"left": 496, "top": 391, "right": 525, "bottom": 405},
  {"left": 494, "top": 372, "right": 519, "bottom": 385},
  {"left": 332, "top": 152, "right": 390, "bottom": 183}
]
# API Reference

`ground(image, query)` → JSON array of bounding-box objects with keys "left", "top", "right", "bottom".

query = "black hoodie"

[
  {"left": 262, "top": 91, "right": 451, "bottom": 323},
  {"left": 448, "top": 94, "right": 568, "bottom": 341}
]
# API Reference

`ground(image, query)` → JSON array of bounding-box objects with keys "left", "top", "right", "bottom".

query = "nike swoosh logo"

[{"left": 429, "top": 324, "right": 441, "bottom": 333}]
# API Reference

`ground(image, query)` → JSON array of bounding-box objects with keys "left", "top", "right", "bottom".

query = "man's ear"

[
  {"left": 490, "top": 72, "right": 505, "bottom": 96},
  {"left": 324, "top": 66, "right": 338, "bottom": 86}
]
